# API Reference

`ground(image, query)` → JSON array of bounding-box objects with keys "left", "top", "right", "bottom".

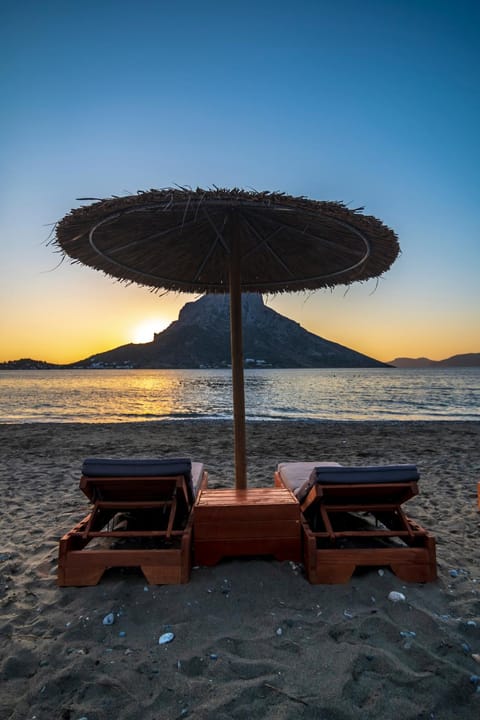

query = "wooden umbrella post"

[{"left": 229, "top": 226, "right": 247, "bottom": 489}]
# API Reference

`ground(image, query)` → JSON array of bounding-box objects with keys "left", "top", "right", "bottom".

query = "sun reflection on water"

[{"left": 0, "top": 368, "right": 478, "bottom": 423}]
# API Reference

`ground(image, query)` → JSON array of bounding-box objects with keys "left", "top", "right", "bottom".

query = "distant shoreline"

[
  {"left": 1, "top": 352, "right": 480, "bottom": 369},
  {"left": 2, "top": 363, "right": 480, "bottom": 370},
  {"left": 1, "top": 418, "right": 479, "bottom": 427}
]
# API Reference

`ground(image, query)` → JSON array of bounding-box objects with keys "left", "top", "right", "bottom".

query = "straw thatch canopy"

[{"left": 54, "top": 188, "right": 399, "bottom": 293}]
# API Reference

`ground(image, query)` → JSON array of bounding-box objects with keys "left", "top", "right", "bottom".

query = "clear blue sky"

[{"left": 1, "top": 0, "right": 479, "bottom": 363}]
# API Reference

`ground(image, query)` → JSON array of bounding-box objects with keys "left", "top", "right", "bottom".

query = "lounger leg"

[
  {"left": 142, "top": 527, "right": 192, "bottom": 584},
  {"left": 310, "top": 561, "right": 356, "bottom": 584},
  {"left": 140, "top": 564, "right": 188, "bottom": 584},
  {"left": 391, "top": 535, "right": 437, "bottom": 582},
  {"left": 300, "top": 524, "right": 353, "bottom": 583},
  {"left": 272, "top": 542, "right": 302, "bottom": 563},
  {"left": 194, "top": 546, "right": 225, "bottom": 566},
  {"left": 390, "top": 563, "right": 437, "bottom": 583},
  {"left": 58, "top": 556, "right": 106, "bottom": 586},
  {"left": 58, "top": 515, "right": 104, "bottom": 586}
]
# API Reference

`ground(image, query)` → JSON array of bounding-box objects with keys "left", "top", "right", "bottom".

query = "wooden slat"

[
  {"left": 314, "top": 546, "right": 432, "bottom": 565},
  {"left": 77, "top": 530, "right": 185, "bottom": 538},
  {"left": 196, "top": 488, "right": 296, "bottom": 507},
  {"left": 88, "top": 500, "right": 173, "bottom": 509},
  {"left": 310, "top": 529, "right": 425, "bottom": 539},
  {"left": 195, "top": 519, "right": 299, "bottom": 540},
  {"left": 195, "top": 537, "right": 301, "bottom": 565},
  {"left": 195, "top": 505, "right": 298, "bottom": 523}
]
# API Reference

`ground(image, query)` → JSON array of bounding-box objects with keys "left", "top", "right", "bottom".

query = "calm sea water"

[{"left": 0, "top": 368, "right": 478, "bottom": 423}]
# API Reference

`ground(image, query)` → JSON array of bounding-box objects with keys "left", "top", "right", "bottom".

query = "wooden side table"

[{"left": 193, "top": 487, "right": 301, "bottom": 566}]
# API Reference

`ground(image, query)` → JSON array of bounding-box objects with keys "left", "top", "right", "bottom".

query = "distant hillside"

[
  {"left": 389, "top": 353, "right": 480, "bottom": 368},
  {"left": 1, "top": 294, "right": 390, "bottom": 370},
  {"left": 0, "top": 358, "right": 59, "bottom": 370},
  {"left": 71, "top": 294, "right": 390, "bottom": 369}
]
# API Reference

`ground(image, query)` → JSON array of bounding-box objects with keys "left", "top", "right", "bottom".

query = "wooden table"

[{"left": 194, "top": 487, "right": 301, "bottom": 566}]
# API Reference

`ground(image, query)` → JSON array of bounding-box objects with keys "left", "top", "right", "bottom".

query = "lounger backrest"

[
  {"left": 296, "top": 464, "right": 420, "bottom": 503},
  {"left": 81, "top": 457, "right": 196, "bottom": 504},
  {"left": 311, "top": 464, "right": 420, "bottom": 485},
  {"left": 277, "top": 461, "right": 341, "bottom": 495}
]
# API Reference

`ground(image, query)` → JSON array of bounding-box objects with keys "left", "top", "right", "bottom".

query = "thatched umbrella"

[{"left": 54, "top": 188, "right": 400, "bottom": 488}]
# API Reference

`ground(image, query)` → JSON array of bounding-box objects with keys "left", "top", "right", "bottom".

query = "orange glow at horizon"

[
  {"left": 130, "top": 318, "right": 170, "bottom": 345},
  {"left": 1, "top": 305, "right": 477, "bottom": 366},
  {"left": 1, "top": 276, "right": 478, "bottom": 365}
]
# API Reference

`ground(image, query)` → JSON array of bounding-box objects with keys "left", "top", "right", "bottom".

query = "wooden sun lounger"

[
  {"left": 58, "top": 458, "right": 207, "bottom": 586},
  {"left": 275, "top": 462, "right": 437, "bottom": 584}
]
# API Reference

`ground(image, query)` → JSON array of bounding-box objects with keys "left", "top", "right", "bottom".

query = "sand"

[{"left": 0, "top": 420, "right": 479, "bottom": 720}]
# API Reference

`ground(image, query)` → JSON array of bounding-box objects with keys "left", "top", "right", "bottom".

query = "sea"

[{"left": 0, "top": 367, "right": 479, "bottom": 423}]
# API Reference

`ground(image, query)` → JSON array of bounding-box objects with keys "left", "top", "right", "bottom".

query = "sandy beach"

[{"left": 1, "top": 420, "right": 479, "bottom": 719}]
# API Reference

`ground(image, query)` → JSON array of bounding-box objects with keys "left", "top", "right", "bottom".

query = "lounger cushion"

[
  {"left": 190, "top": 462, "right": 205, "bottom": 498},
  {"left": 277, "top": 461, "right": 341, "bottom": 495},
  {"left": 81, "top": 458, "right": 204, "bottom": 501},
  {"left": 278, "top": 462, "right": 419, "bottom": 503},
  {"left": 300, "top": 464, "right": 420, "bottom": 502},
  {"left": 310, "top": 464, "right": 420, "bottom": 485}
]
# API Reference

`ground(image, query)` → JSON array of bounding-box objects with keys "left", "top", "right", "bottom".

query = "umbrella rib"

[
  {"left": 239, "top": 215, "right": 295, "bottom": 277},
  {"left": 240, "top": 210, "right": 374, "bottom": 285},
  {"left": 191, "top": 235, "right": 222, "bottom": 283},
  {"left": 86, "top": 206, "right": 231, "bottom": 289},
  {"left": 247, "top": 210, "right": 371, "bottom": 261},
  {"left": 238, "top": 209, "right": 372, "bottom": 283},
  {"left": 200, "top": 205, "right": 230, "bottom": 252},
  {"left": 189, "top": 205, "right": 232, "bottom": 283},
  {"left": 86, "top": 217, "right": 199, "bottom": 288},
  {"left": 89, "top": 209, "right": 210, "bottom": 256},
  {"left": 239, "top": 262, "right": 368, "bottom": 287},
  {"left": 304, "top": 223, "right": 370, "bottom": 260}
]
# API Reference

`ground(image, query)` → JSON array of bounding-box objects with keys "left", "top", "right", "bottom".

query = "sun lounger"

[
  {"left": 58, "top": 458, "right": 207, "bottom": 586},
  {"left": 275, "top": 461, "right": 436, "bottom": 584}
]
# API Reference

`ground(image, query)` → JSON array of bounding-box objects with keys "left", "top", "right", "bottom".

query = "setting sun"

[{"left": 131, "top": 319, "right": 170, "bottom": 344}]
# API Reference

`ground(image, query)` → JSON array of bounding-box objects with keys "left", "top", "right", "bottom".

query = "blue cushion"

[
  {"left": 82, "top": 457, "right": 194, "bottom": 501},
  {"left": 82, "top": 457, "right": 192, "bottom": 478},
  {"left": 311, "top": 464, "right": 419, "bottom": 485}
]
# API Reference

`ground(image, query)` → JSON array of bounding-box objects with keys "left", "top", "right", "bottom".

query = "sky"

[{"left": 1, "top": 0, "right": 479, "bottom": 364}]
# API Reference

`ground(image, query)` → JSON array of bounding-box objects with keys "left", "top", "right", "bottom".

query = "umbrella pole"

[{"left": 229, "top": 229, "right": 247, "bottom": 490}]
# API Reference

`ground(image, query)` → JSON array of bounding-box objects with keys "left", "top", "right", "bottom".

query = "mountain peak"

[
  {"left": 178, "top": 293, "right": 266, "bottom": 326},
  {"left": 75, "top": 293, "right": 389, "bottom": 369}
]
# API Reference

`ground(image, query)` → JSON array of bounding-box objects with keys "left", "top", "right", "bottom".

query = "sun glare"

[{"left": 131, "top": 320, "right": 169, "bottom": 344}]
